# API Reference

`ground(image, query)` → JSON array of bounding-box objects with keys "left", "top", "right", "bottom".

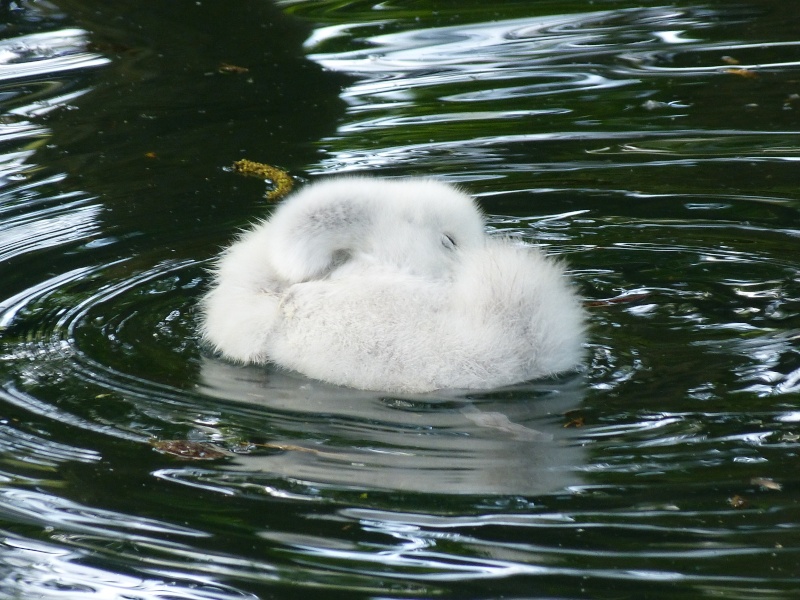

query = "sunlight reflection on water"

[{"left": 303, "top": 5, "right": 800, "bottom": 184}]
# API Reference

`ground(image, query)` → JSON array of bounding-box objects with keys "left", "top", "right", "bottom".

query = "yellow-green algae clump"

[{"left": 232, "top": 159, "right": 294, "bottom": 201}]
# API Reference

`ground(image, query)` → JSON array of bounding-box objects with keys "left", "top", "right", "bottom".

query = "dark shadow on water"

[{"left": 35, "top": 0, "right": 352, "bottom": 247}]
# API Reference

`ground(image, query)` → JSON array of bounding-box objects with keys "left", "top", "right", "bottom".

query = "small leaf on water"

[
  {"left": 151, "top": 439, "right": 228, "bottom": 460},
  {"left": 724, "top": 67, "right": 758, "bottom": 79},
  {"left": 751, "top": 477, "right": 782, "bottom": 491},
  {"left": 563, "top": 415, "right": 585, "bottom": 428},
  {"left": 218, "top": 62, "right": 249, "bottom": 74},
  {"left": 585, "top": 293, "right": 650, "bottom": 308},
  {"left": 728, "top": 494, "right": 750, "bottom": 509}
]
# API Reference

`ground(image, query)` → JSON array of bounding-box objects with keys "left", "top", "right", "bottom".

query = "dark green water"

[{"left": 1, "top": 0, "right": 799, "bottom": 598}]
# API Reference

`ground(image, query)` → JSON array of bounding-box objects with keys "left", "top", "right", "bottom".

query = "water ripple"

[
  {"left": 0, "top": 531, "right": 258, "bottom": 600},
  {"left": 1, "top": 2, "right": 800, "bottom": 598},
  {"left": 0, "top": 192, "right": 102, "bottom": 262},
  {"left": 0, "top": 29, "right": 109, "bottom": 81},
  {"left": 300, "top": 4, "right": 800, "bottom": 185},
  {"left": 1, "top": 257, "right": 207, "bottom": 442}
]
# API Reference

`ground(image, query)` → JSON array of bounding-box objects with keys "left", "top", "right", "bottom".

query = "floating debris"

[
  {"left": 751, "top": 477, "right": 782, "bottom": 491},
  {"left": 641, "top": 100, "right": 670, "bottom": 111},
  {"left": 724, "top": 67, "right": 759, "bottom": 79},
  {"left": 218, "top": 62, "right": 249, "bottom": 74},
  {"left": 563, "top": 408, "right": 585, "bottom": 428},
  {"left": 562, "top": 416, "right": 586, "bottom": 429},
  {"left": 641, "top": 99, "right": 690, "bottom": 111},
  {"left": 151, "top": 439, "right": 228, "bottom": 460},
  {"left": 728, "top": 494, "right": 750, "bottom": 509},
  {"left": 254, "top": 441, "right": 337, "bottom": 457},
  {"left": 231, "top": 159, "right": 294, "bottom": 201},
  {"left": 585, "top": 292, "right": 650, "bottom": 308}
]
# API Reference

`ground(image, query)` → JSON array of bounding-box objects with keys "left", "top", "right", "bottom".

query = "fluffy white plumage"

[{"left": 200, "top": 177, "right": 585, "bottom": 393}]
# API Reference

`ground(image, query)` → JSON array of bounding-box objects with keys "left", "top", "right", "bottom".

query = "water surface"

[{"left": 1, "top": 1, "right": 799, "bottom": 598}]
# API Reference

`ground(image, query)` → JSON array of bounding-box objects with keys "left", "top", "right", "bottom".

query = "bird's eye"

[{"left": 441, "top": 233, "right": 457, "bottom": 250}]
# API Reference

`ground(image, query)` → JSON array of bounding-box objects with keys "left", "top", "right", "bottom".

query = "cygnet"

[{"left": 200, "top": 177, "right": 585, "bottom": 393}]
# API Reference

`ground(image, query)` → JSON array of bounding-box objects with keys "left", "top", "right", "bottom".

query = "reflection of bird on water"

[{"left": 201, "top": 177, "right": 585, "bottom": 393}]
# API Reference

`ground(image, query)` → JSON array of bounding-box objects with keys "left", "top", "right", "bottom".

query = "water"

[{"left": 1, "top": 0, "right": 799, "bottom": 598}]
